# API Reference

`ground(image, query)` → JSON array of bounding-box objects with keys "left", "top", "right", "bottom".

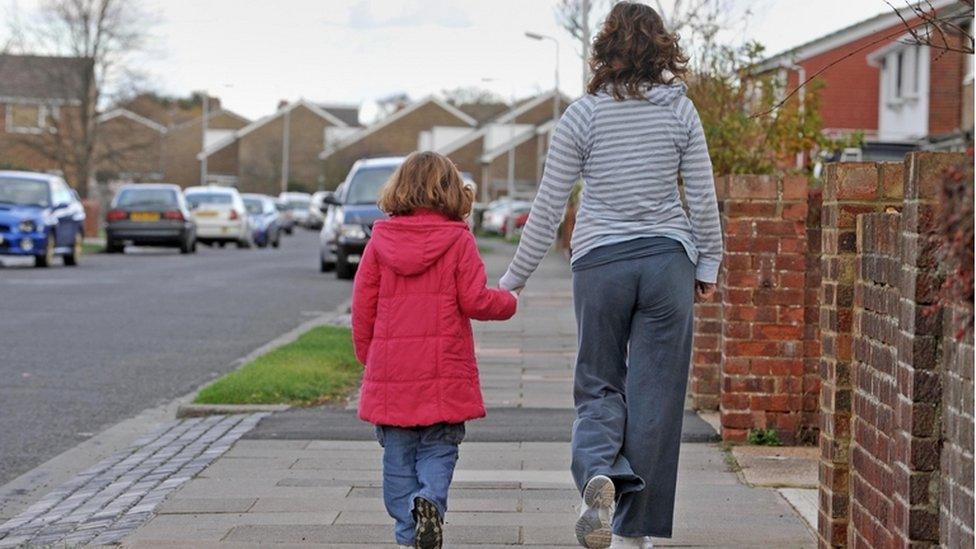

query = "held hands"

[{"left": 695, "top": 281, "right": 716, "bottom": 302}]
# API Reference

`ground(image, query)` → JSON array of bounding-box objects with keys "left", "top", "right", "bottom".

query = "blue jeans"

[{"left": 376, "top": 422, "right": 465, "bottom": 545}]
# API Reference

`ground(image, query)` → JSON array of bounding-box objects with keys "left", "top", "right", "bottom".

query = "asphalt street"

[{"left": 0, "top": 229, "right": 351, "bottom": 485}]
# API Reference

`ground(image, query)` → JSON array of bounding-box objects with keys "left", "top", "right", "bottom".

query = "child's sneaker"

[
  {"left": 575, "top": 475, "right": 615, "bottom": 548},
  {"left": 413, "top": 497, "right": 443, "bottom": 549}
]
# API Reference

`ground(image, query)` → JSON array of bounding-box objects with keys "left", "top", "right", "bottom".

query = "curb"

[{"left": 175, "top": 403, "right": 291, "bottom": 418}]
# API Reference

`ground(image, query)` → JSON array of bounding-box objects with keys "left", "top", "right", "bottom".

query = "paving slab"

[{"left": 731, "top": 446, "right": 819, "bottom": 488}]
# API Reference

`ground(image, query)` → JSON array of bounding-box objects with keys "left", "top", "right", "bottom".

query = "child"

[{"left": 351, "top": 151, "right": 518, "bottom": 549}]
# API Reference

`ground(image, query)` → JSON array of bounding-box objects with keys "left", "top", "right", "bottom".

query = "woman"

[{"left": 498, "top": 3, "right": 722, "bottom": 548}]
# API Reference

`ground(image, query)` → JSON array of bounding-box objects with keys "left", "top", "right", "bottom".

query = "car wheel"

[
  {"left": 106, "top": 239, "right": 124, "bottom": 254},
  {"left": 237, "top": 237, "right": 251, "bottom": 249},
  {"left": 335, "top": 250, "right": 354, "bottom": 279},
  {"left": 63, "top": 234, "right": 82, "bottom": 266},
  {"left": 320, "top": 252, "right": 335, "bottom": 273},
  {"left": 216, "top": 241, "right": 225, "bottom": 248},
  {"left": 180, "top": 235, "right": 194, "bottom": 254},
  {"left": 34, "top": 236, "right": 55, "bottom": 268},
  {"left": 272, "top": 231, "right": 281, "bottom": 248},
  {"left": 284, "top": 227, "right": 293, "bottom": 235}
]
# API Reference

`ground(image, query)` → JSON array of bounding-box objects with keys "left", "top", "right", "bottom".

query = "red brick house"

[
  {"left": 755, "top": 0, "right": 972, "bottom": 160},
  {"left": 94, "top": 109, "right": 167, "bottom": 184},
  {"left": 436, "top": 90, "right": 569, "bottom": 200},
  {"left": 198, "top": 99, "right": 353, "bottom": 194},
  {"left": 0, "top": 54, "right": 94, "bottom": 186},
  {"left": 319, "top": 96, "right": 477, "bottom": 187}
]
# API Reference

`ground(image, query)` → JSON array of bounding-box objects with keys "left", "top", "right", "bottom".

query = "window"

[
  {"left": 883, "top": 45, "right": 922, "bottom": 104},
  {"left": 5, "top": 103, "right": 58, "bottom": 134}
]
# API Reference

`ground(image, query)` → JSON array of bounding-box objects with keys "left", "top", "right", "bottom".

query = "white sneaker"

[
  {"left": 608, "top": 535, "right": 654, "bottom": 548},
  {"left": 575, "top": 475, "right": 615, "bottom": 548}
]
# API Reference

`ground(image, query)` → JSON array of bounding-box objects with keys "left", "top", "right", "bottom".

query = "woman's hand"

[{"left": 695, "top": 281, "right": 716, "bottom": 302}]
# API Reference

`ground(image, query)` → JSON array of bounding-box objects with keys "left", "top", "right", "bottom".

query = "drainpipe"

[{"left": 787, "top": 62, "right": 806, "bottom": 169}]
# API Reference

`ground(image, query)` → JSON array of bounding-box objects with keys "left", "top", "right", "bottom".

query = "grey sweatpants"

[{"left": 571, "top": 249, "right": 695, "bottom": 538}]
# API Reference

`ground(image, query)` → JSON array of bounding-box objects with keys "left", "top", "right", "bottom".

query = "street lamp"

[{"left": 524, "top": 31, "right": 560, "bottom": 124}]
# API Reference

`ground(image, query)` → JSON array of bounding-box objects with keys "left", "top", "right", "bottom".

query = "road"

[{"left": 0, "top": 229, "right": 351, "bottom": 485}]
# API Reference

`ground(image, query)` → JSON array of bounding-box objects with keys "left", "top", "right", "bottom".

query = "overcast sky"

[{"left": 2, "top": 0, "right": 893, "bottom": 120}]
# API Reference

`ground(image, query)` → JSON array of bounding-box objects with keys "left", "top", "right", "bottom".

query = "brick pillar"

[
  {"left": 890, "top": 152, "right": 966, "bottom": 545},
  {"left": 719, "top": 174, "right": 810, "bottom": 443},
  {"left": 818, "top": 161, "right": 904, "bottom": 548},
  {"left": 689, "top": 175, "right": 726, "bottom": 411}
]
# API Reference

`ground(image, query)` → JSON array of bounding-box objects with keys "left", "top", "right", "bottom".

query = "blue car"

[
  {"left": 319, "top": 157, "right": 402, "bottom": 279},
  {"left": 242, "top": 194, "right": 282, "bottom": 248},
  {"left": 0, "top": 171, "right": 86, "bottom": 267}
]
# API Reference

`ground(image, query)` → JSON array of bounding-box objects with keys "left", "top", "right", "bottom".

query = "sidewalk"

[{"left": 120, "top": 239, "right": 814, "bottom": 547}]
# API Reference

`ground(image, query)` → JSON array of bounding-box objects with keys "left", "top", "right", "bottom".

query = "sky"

[{"left": 1, "top": 0, "right": 894, "bottom": 121}]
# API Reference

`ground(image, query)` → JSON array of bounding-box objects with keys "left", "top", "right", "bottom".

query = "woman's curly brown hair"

[{"left": 586, "top": 1, "right": 689, "bottom": 100}]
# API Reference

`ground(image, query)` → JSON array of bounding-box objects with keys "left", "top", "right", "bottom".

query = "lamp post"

[
  {"left": 524, "top": 31, "right": 560, "bottom": 124},
  {"left": 200, "top": 92, "right": 209, "bottom": 185}
]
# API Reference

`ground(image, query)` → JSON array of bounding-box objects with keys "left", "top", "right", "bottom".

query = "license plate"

[
  {"left": 131, "top": 212, "right": 160, "bottom": 222},
  {"left": 195, "top": 211, "right": 218, "bottom": 218}
]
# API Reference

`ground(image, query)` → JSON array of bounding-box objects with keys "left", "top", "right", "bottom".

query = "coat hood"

[
  {"left": 643, "top": 82, "right": 687, "bottom": 105},
  {"left": 369, "top": 211, "right": 471, "bottom": 276}
]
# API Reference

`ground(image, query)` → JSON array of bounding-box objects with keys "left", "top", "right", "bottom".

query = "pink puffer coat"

[{"left": 352, "top": 211, "right": 517, "bottom": 427}]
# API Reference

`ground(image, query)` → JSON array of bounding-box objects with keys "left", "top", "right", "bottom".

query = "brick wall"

[
  {"left": 817, "top": 161, "right": 904, "bottom": 547},
  {"left": 814, "top": 152, "right": 971, "bottom": 548},
  {"left": 689, "top": 175, "right": 727, "bottom": 411},
  {"left": 888, "top": 152, "right": 962, "bottom": 545},
  {"left": 940, "top": 302, "right": 974, "bottom": 548},
  {"left": 848, "top": 212, "right": 901, "bottom": 548},
  {"left": 718, "top": 174, "right": 814, "bottom": 444}
]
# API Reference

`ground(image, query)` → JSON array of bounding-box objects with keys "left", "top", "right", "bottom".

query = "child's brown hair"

[{"left": 378, "top": 151, "right": 474, "bottom": 221}]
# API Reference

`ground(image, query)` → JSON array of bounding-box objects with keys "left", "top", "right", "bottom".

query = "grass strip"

[{"left": 194, "top": 325, "right": 361, "bottom": 406}]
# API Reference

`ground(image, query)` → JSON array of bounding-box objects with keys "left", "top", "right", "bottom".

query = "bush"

[{"left": 746, "top": 428, "right": 782, "bottom": 446}]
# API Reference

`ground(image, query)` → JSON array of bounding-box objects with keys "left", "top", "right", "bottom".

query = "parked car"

[
  {"left": 184, "top": 185, "right": 251, "bottom": 248},
  {"left": 105, "top": 184, "right": 196, "bottom": 254},
  {"left": 276, "top": 198, "right": 295, "bottom": 235},
  {"left": 278, "top": 192, "right": 313, "bottom": 229},
  {"left": 481, "top": 199, "right": 531, "bottom": 235},
  {"left": 308, "top": 191, "right": 329, "bottom": 229},
  {"left": 242, "top": 194, "right": 282, "bottom": 248},
  {"left": 0, "top": 171, "right": 86, "bottom": 267},
  {"left": 319, "top": 157, "right": 401, "bottom": 279}
]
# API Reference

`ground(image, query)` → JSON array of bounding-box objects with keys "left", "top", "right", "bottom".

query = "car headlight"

[
  {"left": 18, "top": 220, "right": 36, "bottom": 233},
  {"left": 340, "top": 224, "right": 367, "bottom": 240}
]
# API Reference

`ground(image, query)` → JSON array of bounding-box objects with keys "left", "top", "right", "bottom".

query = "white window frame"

[
  {"left": 882, "top": 44, "right": 923, "bottom": 106},
  {"left": 4, "top": 102, "right": 59, "bottom": 134},
  {"left": 965, "top": 24, "right": 974, "bottom": 85}
]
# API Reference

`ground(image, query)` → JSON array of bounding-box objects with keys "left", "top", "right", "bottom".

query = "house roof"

[
  {"left": 755, "top": 0, "right": 958, "bottom": 72},
  {"left": 317, "top": 102, "right": 361, "bottom": 127},
  {"left": 318, "top": 96, "right": 478, "bottom": 160},
  {"left": 479, "top": 123, "right": 548, "bottom": 164},
  {"left": 96, "top": 108, "right": 168, "bottom": 133},
  {"left": 437, "top": 90, "right": 570, "bottom": 156},
  {"left": 0, "top": 54, "right": 92, "bottom": 103},
  {"left": 456, "top": 102, "right": 510, "bottom": 124},
  {"left": 198, "top": 99, "right": 349, "bottom": 159},
  {"left": 169, "top": 108, "right": 251, "bottom": 132}
]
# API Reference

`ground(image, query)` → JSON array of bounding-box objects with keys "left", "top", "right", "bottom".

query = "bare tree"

[
  {"left": 440, "top": 86, "right": 506, "bottom": 105},
  {"left": 12, "top": 0, "right": 152, "bottom": 197}
]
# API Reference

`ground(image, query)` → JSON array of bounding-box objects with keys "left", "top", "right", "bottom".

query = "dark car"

[
  {"left": 0, "top": 171, "right": 86, "bottom": 267},
  {"left": 319, "top": 156, "right": 402, "bottom": 279},
  {"left": 242, "top": 194, "right": 282, "bottom": 248},
  {"left": 105, "top": 184, "right": 196, "bottom": 254}
]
